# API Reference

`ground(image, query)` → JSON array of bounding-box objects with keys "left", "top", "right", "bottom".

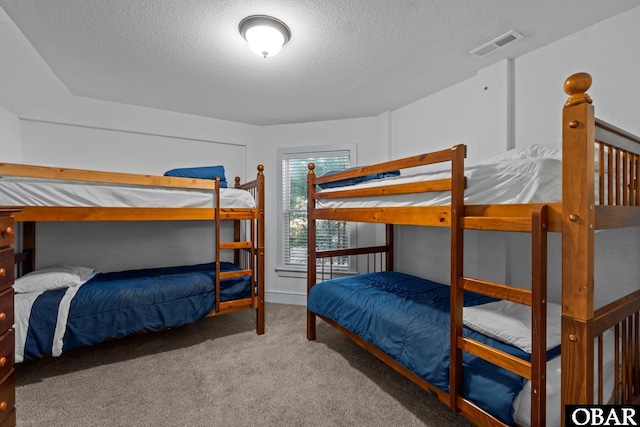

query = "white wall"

[
  {"left": 0, "top": 105, "right": 20, "bottom": 162},
  {"left": 17, "top": 96, "right": 257, "bottom": 272},
  {"left": 20, "top": 97, "right": 250, "bottom": 178},
  {"left": 515, "top": 5, "right": 640, "bottom": 148},
  {"left": 390, "top": 60, "right": 514, "bottom": 163}
]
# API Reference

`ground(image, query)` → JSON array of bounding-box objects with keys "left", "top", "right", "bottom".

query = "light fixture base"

[{"left": 239, "top": 15, "right": 291, "bottom": 58}]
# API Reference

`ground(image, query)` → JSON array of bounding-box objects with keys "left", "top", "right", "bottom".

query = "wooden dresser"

[{"left": 0, "top": 209, "right": 17, "bottom": 427}]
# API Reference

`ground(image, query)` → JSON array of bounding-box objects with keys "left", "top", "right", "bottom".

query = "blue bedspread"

[
  {"left": 307, "top": 271, "right": 558, "bottom": 425},
  {"left": 22, "top": 262, "right": 250, "bottom": 361}
]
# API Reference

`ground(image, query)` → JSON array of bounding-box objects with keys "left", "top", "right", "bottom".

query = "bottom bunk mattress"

[
  {"left": 15, "top": 262, "right": 251, "bottom": 363},
  {"left": 307, "top": 271, "right": 561, "bottom": 426}
]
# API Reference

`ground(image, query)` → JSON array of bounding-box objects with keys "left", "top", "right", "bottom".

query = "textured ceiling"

[{"left": 1, "top": 0, "right": 639, "bottom": 126}]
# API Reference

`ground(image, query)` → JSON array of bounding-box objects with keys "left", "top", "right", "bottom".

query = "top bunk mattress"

[
  {"left": 317, "top": 156, "right": 562, "bottom": 208},
  {"left": 0, "top": 176, "right": 256, "bottom": 209}
]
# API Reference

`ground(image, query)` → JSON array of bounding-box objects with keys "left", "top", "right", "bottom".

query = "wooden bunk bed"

[
  {"left": 305, "top": 72, "right": 640, "bottom": 426},
  {"left": 0, "top": 162, "right": 265, "bottom": 361}
]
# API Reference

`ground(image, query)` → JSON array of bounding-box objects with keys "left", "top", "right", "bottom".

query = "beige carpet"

[{"left": 16, "top": 303, "right": 474, "bottom": 427}]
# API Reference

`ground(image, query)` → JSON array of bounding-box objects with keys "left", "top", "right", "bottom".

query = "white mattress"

[
  {"left": 0, "top": 176, "right": 256, "bottom": 209},
  {"left": 513, "top": 330, "right": 616, "bottom": 427},
  {"left": 317, "top": 157, "right": 562, "bottom": 208}
]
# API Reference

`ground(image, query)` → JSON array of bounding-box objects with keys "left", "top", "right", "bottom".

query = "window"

[{"left": 277, "top": 144, "right": 356, "bottom": 276}]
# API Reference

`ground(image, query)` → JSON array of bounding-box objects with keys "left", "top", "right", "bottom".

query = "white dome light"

[{"left": 239, "top": 15, "right": 291, "bottom": 58}]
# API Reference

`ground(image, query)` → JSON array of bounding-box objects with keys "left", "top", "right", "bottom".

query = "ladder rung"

[
  {"left": 219, "top": 269, "right": 252, "bottom": 280},
  {"left": 220, "top": 241, "right": 252, "bottom": 250},
  {"left": 462, "top": 277, "right": 532, "bottom": 305},
  {"left": 461, "top": 216, "right": 533, "bottom": 232},
  {"left": 458, "top": 336, "right": 532, "bottom": 379}
]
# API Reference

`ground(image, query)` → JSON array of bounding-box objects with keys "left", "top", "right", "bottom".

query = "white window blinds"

[{"left": 280, "top": 148, "right": 352, "bottom": 271}]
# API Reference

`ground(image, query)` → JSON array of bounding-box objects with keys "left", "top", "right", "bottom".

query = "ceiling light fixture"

[{"left": 239, "top": 15, "right": 291, "bottom": 58}]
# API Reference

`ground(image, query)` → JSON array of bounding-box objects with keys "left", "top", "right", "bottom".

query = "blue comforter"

[
  {"left": 22, "top": 262, "right": 250, "bottom": 361},
  {"left": 307, "top": 271, "right": 559, "bottom": 425}
]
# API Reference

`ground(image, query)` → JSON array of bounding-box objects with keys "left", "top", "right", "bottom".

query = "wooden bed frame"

[
  {"left": 1, "top": 163, "right": 266, "bottom": 334},
  {"left": 306, "top": 72, "right": 640, "bottom": 426}
]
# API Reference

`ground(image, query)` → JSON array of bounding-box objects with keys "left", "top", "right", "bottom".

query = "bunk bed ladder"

[
  {"left": 451, "top": 204, "right": 549, "bottom": 426},
  {"left": 230, "top": 166, "right": 265, "bottom": 334},
  {"left": 214, "top": 178, "right": 257, "bottom": 317}
]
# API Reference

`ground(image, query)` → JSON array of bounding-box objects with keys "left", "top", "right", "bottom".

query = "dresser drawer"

[
  {"left": 0, "top": 290, "right": 12, "bottom": 337},
  {"left": 0, "top": 250, "right": 12, "bottom": 293},
  {"left": 0, "top": 218, "right": 13, "bottom": 248},
  {"left": 0, "top": 330, "right": 13, "bottom": 383},
  {"left": 0, "top": 370, "right": 14, "bottom": 425}
]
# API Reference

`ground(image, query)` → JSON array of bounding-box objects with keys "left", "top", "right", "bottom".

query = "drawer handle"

[
  {"left": 0, "top": 357, "right": 5, "bottom": 368},
  {"left": 0, "top": 313, "right": 5, "bottom": 322},
  {"left": 0, "top": 401, "right": 5, "bottom": 411},
  {"left": 0, "top": 226, "right": 13, "bottom": 238},
  {"left": 0, "top": 268, "right": 4, "bottom": 278}
]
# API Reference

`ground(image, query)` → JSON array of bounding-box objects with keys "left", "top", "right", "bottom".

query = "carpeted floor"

[{"left": 15, "top": 303, "right": 474, "bottom": 426}]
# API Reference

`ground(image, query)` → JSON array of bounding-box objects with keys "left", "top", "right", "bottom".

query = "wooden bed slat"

[
  {"left": 594, "top": 289, "right": 640, "bottom": 336},
  {"left": 455, "top": 397, "right": 511, "bottom": 427},
  {"left": 596, "top": 119, "right": 640, "bottom": 154},
  {"left": 311, "top": 147, "right": 461, "bottom": 187},
  {"left": 218, "top": 269, "right": 252, "bottom": 280},
  {"left": 207, "top": 297, "right": 258, "bottom": 316},
  {"left": 311, "top": 206, "right": 451, "bottom": 226},
  {"left": 314, "top": 178, "right": 452, "bottom": 199},
  {"left": 464, "top": 203, "right": 563, "bottom": 232},
  {"left": 458, "top": 336, "right": 532, "bottom": 379},
  {"left": 0, "top": 162, "right": 219, "bottom": 190},
  {"left": 461, "top": 216, "right": 534, "bottom": 232},
  {"left": 315, "top": 245, "right": 390, "bottom": 259},
  {"left": 219, "top": 241, "right": 252, "bottom": 250},
  {"left": 13, "top": 206, "right": 258, "bottom": 222},
  {"left": 462, "top": 277, "right": 532, "bottom": 305},
  {"left": 595, "top": 205, "right": 640, "bottom": 229}
]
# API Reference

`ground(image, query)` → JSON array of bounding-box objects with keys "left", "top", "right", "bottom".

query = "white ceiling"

[{"left": 1, "top": 0, "right": 639, "bottom": 126}]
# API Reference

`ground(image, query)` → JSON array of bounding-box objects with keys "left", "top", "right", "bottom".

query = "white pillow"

[
  {"left": 463, "top": 299, "right": 562, "bottom": 354},
  {"left": 13, "top": 265, "right": 95, "bottom": 294},
  {"left": 479, "top": 144, "right": 562, "bottom": 165}
]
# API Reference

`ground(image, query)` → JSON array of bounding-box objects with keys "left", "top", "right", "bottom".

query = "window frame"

[{"left": 276, "top": 144, "right": 357, "bottom": 278}]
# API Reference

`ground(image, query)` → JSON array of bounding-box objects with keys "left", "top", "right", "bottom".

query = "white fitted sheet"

[
  {"left": 317, "top": 157, "right": 562, "bottom": 208},
  {"left": 0, "top": 176, "right": 256, "bottom": 208}
]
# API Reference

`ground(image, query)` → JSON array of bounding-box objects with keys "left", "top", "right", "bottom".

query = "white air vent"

[{"left": 470, "top": 30, "right": 524, "bottom": 57}]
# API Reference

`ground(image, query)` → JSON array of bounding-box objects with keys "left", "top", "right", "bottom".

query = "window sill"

[{"left": 275, "top": 267, "right": 308, "bottom": 279}]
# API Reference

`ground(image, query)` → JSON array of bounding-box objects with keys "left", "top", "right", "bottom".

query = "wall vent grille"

[{"left": 470, "top": 30, "right": 524, "bottom": 57}]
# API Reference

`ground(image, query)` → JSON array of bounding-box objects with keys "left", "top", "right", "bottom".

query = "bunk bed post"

[
  {"left": 255, "top": 165, "right": 265, "bottom": 335},
  {"left": 307, "top": 163, "right": 318, "bottom": 340},
  {"left": 449, "top": 144, "right": 466, "bottom": 413},
  {"left": 234, "top": 177, "right": 242, "bottom": 266},
  {"left": 561, "top": 72, "right": 596, "bottom": 421},
  {"left": 385, "top": 224, "right": 394, "bottom": 271},
  {"left": 214, "top": 178, "right": 222, "bottom": 313},
  {"left": 22, "top": 221, "right": 36, "bottom": 274}
]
